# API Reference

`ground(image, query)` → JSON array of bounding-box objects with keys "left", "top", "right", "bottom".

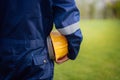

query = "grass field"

[{"left": 54, "top": 19, "right": 120, "bottom": 80}]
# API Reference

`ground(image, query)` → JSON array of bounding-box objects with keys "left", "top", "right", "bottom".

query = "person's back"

[
  {"left": 0, "top": 0, "right": 53, "bottom": 39},
  {"left": 0, "top": 0, "right": 83, "bottom": 80}
]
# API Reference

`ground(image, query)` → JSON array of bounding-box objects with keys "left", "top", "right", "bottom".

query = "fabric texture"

[{"left": 0, "top": 0, "right": 82, "bottom": 79}]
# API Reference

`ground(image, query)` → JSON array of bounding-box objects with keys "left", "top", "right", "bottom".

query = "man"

[{"left": 0, "top": 0, "right": 83, "bottom": 80}]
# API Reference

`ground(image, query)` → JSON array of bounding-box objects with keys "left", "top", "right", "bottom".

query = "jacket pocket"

[
  {"left": 32, "top": 53, "right": 48, "bottom": 66},
  {"left": 32, "top": 48, "right": 54, "bottom": 79}
]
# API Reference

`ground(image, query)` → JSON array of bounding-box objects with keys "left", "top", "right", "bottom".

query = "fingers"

[{"left": 55, "top": 55, "right": 69, "bottom": 64}]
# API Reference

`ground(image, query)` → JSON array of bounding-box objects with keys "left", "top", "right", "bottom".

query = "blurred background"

[
  {"left": 76, "top": 0, "right": 120, "bottom": 19},
  {"left": 54, "top": 0, "right": 120, "bottom": 80}
]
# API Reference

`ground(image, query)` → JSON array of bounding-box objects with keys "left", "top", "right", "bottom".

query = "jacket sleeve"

[{"left": 52, "top": 0, "right": 83, "bottom": 60}]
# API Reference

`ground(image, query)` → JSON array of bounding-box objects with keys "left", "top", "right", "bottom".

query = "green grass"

[{"left": 54, "top": 19, "right": 120, "bottom": 80}]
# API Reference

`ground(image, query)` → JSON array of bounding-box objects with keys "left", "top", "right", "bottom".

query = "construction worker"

[{"left": 0, "top": 0, "right": 83, "bottom": 80}]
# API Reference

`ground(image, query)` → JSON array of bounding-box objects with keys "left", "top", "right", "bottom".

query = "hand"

[{"left": 55, "top": 55, "right": 69, "bottom": 64}]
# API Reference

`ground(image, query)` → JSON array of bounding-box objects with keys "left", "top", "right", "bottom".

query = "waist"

[{"left": 0, "top": 38, "right": 45, "bottom": 49}]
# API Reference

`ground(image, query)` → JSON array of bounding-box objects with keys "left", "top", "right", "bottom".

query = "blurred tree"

[
  {"left": 105, "top": 0, "right": 120, "bottom": 19},
  {"left": 75, "top": 0, "right": 120, "bottom": 19},
  {"left": 110, "top": 1, "right": 120, "bottom": 18}
]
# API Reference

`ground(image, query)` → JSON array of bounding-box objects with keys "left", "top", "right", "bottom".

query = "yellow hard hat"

[{"left": 47, "top": 31, "right": 68, "bottom": 61}]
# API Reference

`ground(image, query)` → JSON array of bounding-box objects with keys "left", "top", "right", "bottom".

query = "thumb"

[{"left": 55, "top": 55, "right": 69, "bottom": 64}]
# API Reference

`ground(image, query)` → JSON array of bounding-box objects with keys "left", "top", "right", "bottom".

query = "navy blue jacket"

[{"left": 0, "top": 0, "right": 82, "bottom": 79}]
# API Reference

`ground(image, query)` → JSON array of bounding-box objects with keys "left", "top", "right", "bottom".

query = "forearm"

[{"left": 52, "top": 0, "right": 83, "bottom": 60}]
